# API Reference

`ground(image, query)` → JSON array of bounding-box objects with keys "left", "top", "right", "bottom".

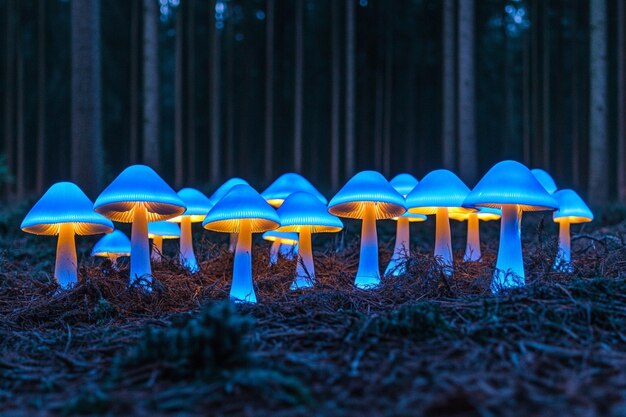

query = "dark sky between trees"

[{"left": 1, "top": 0, "right": 624, "bottom": 203}]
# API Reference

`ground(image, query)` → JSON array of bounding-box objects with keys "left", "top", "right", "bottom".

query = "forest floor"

[{"left": 1, "top": 202, "right": 626, "bottom": 417}]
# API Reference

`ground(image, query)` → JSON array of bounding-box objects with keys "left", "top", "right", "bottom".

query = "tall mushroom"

[
  {"left": 208, "top": 178, "right": 250, "bottom": 252},
  {"left": 262, "top": 231, "right": 299, "bottom": 264},
  {"left": 21, "top": 182, "right": 114, "bottom": 289},
  {"left": 148, "top": 221, "right": 180, "bottom": 262},
  {"left": 449, "top": 208, "right": 501, "bottom": 262},
  {"left": 531, "top": 168, "right": 558, "bottom": 194},
  {"left": 94, "top": 165, "right": 186, "bottom": 287},
  {"left": 167, "top": 188, "right": 212, "bottom": 272},
  {"left": 406, "top": 170, "right": 473, "bottom": 274},
  {"left": 203, "top": 184, "right": 280, "bottom": 303},
  {"left": 385, "top": 174, "right": 427, "bottom": 276},
  {"left": 328, "top": 171, "right": 405, "bottom": 288},
  {"left": 276, "top": 192, "right": 343, "bottom": 289},
  {"left": 91, "top": 229, "right": 131, "bottom": 270},
  {"left": 551, "top": 189, "right": 593, "bottom": 272},
  {"left": 464, "top": 161, "right": 558, "bottom": 292}
]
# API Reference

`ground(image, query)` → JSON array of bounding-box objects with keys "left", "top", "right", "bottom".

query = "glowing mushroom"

[
  {"left": 262, "top": 231, "right": 299, "bottom": 264},
  {"left": 94, "top": 165, "right": 186, "bottom": 287},
  {"left": 551, "top": 189, "right": 593, "bottom": 272},
  {"left": 449, "top": 208, "right": 501, "bottom": 262},
  {"left": 328, "top": 171, "right": 405, "bottom": 288},
  {"left": 167, "top": 188, "right": 212, "bottom": 272},
  {"left": 385, "top": 174, "right": 427, "bottom": 276},
  {"left": 91, "top": 230, "right": 131, "bottom": 270},
  {"left": 148, "top": 221, "right": 180, "bottom": 262},
  {"left": 464, "top": 161, "right": 558, "bottom": 292},
  {"left": 531, "top": 168, "right": 558, "bottom": 194},
  {"left": 21, "top": 182, "right": 114, "bottom": 289},
  {"left": 406, "top": 170, "right": 473, "bottom": 274},
  {"left": 261, "top": 172, "right": 328, "bottom": 207},
  {"left": 208, "top": 178, "right": 250, "bottom": 252},
  {"left": 203, "top": 184, "right": 280, "bottom": 303},
  {"left": 276, "top": 192, "right": 343, "bottom": 289}
]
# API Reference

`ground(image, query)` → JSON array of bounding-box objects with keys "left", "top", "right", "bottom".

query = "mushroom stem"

[
  {"left": 109, "top": 255, "right": 120, "bottom": 271},
  {"left": 554, "top": 220, "right": 572, "bottom": 272},
  {"left": 492, "top": 204, "right": 524, "bottom": 292},
  {"left": 55, "top": 222, "right": 78, "bottom": 289},
  {"left": 232, "top": 220, "right": 256, "bottom": 303},
  {"left": 355, "top": 203, "right": 380, "bottom": 288},
  {"left": 151, "top": 236, "right": 163, "bottom": 262},
  {"left": 229, "top": 233, "right": 238, "bottom": 252},
  {"left": 385, "top": 216, "right": 410, "bottom": 276},
  {"left": 131, "top": 205, "right": 152, "bottom": 286},
  {"left": 279, "top": 242, "right": 297, "bottom": 259},
  {"left": 464, "top": 213, "right": 481, "bottom": 262},
  {"left": 435, "top": 207, "right": 453, "bottom": 274},
  {"left": 179, "top": 217, "right": 199, "bottom": 272},
  {"left": 292, "top": 228, "right": 315, "bottom": 289},
  {"left": 269, "top": 240, "right": 281, "bottom": 265}
]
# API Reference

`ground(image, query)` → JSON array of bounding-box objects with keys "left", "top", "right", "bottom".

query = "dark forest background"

[{"left": 0, "top": 0, "right": 624, "bottom": 203}]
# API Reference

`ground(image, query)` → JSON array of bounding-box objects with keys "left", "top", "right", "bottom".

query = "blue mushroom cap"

[
  {"left": 94, "top": 165, "right": 186, "bottom": 223},
  {"left": 389, "top": 173, "right": 419, "bottom": 197},
  {"left": 531, "top": 168, "right": 558, "bottom": 194},
  {"left": 208, "top": 178, "right": 249, "bottom": 205},
  {"left": 203, "top": 184, "right": 280, "bottom": 233},
  {"left": 463, "top": 161, "right": 558, "bottom": 211},
  {"left": 148, "top": 221, "right": 181, "bottom": 239},
  {"left": 22, "top": 182, "right": 114, "bottom": 236},
  {"left": 449, "top": 207, "right": 501, "bottom": 222},
  {"left": 406, "top": 170, "right": 474, "bottom": 215},
  {"left": 553, "top": 189, "right": 593, "bottom": 223},
  {"left": 262, "top": 172, "right": 327, "bottom": 207},
  {"left": 91, "top": 230, "right": 131, "bottom": 257},
  {"left": 328, "top": 171, "right": 406, "bottom": 220},
  {"left": 262, "top": 230, "right": 299, "bottom": 244},
  {"left": 276, "top": 192, "right": 343, "bottom": 233},
  {"left": 169, "top": 188, "right": 213, "bottom": 223}
]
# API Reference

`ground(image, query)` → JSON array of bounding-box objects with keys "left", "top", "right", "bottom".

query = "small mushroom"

[
  {"left": 406, "top": 170, "right": 474, "bottom": 275},
  {"left": 168, "top": 188, "right": 213, "bottom": 272},
  {"left": 148, "top": 221, "right": 180, "bottom": 262},
  {"left": 449, "top": 208, "right": 501, "bottom": 262},
  {"left": 464, "top": 161, "right": 558, "bottom": 292},
  {"left": 94, "top": 165, "right": 186, "bottom": 287},
  {"left": 262, "top": 231, "right": 299, "bottom": 264},
  {"left": 328, "top": 171, "right": 405, "bottom": 288},
  {"left": 21, "top": 182, "right": 114, "bottom": 289},
  {"left": 531, "top": 168, "right": 558, "bottom": 194},
  {"left": 262, "top": 172, "right": 328, "bottom": 208},
  {"left": 208, "top": 178, "right": 250, "bottom": 252},
  {"left": 91, "top": 230, "right": 131, "bottom": 270},
  {"left": 551, "top": 189, "right": 593, "bottom": 272},
  {"left": 385, "top": 174, "right": 427, "bottom": 276},
  {"left": 203, "top": 184, "right": 280, "bottom": 303},
  {"left": 276, "top": 192, "right": 343, "bottom": 289}
]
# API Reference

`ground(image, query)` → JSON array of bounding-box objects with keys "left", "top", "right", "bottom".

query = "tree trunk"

[
  {"left": 330, "top": 0, "right": 341, "bottom": 189},
  {"left": 345, "top": 0, "right": 356, "bottom": 177},
  {"left": 618, "top": 0, "right": 626, "bottom": 201},
  {"left": 130, "top": 0, "right": 139, "bottom": 164},
  {"left": 143, "top": 0, "right": 160, "bottom": 170},
  {"left": 174, "top": 4, "right": 184, "bottom": 188},
  {"left": 225, "top": 10, "right": 235, "bottom": 177},
  {"left": 36, "top": 0, "right": 46, "bottom": 194},
  {"left": 442, "top": 0, "right": 456, "bottom": 170},
  {"left": 522, "top": 14, "right": 531, "bottom": 165},
  {"left": 4, "top": 0, "right": 15, "bottom": 196},
  {"left": 542, "top": 0, "right": 550, "bottom": 169},
  {"left": 457, "top": 0, "right": 477, "bottom": 184},
  {"left": 294, "top": 0, "right": 304, "bottom": 172},
  {"left": 382, "top": 9, "right": 392, "bottom": 177},
  {"left": 264, "top": 0, "right": 275, "bottom": 181},
  {"left": 571, "top": 0, "right": 580, "bottom": 187},
  {"left": 588, "top": 0, "right": 608, "bottom": 202},
  {"left": 71, "top": 0, "right": 104, "bottom": 197},
  {"left": 16, "top": 27, "right": 24, "bottom": 199},
  {"left": 209, "top": 0, "right": 222, "bottom": 184},
  {"left": 186, "top": 0, "right": 197, "bottom": 183}
]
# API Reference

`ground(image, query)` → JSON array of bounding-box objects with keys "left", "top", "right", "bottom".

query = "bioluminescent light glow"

[
  {"left": 450, "top": 208, "right": 501, "bottom": 262},
  {"left": 552, "top": 189, "right": 593, "bottom": 272},
  {"left": 148, "top": 220, "right": 180, "bottom": 262},
  {"left": 91, "top": 229, "right": 131, "bottom": 270},
  {"left": 262, "top": 230, "right": 299, "bottom": 265}
]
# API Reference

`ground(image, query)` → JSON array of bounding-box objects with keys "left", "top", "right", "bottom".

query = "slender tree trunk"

[
  {"left": 571, "top": 0, "right": 580, "bottom": 187},
  {"left": 588, "top": 0, "right": 608, "bottom": 202},
  {"left": 345, "top": 0, "right": 356, "bottom": 177},
  {"left": 382, "top": 11, "right": 392, "bottom": 176},
  {"left": 174, "top": 4, "right": 184, "bottom": 188},
  {"left": 373, "top": 55, "right": 383, "bottom": 169},
  {"left": 130, "top": 0, "right": 139, "bottom": 163},
  {"left": 522, "top": 17, "right": 531, "bottom": 165},
  {"left": 143, "top": 0, "right": 160, "bottom": 170},
  {"left": 265, "top": 0, "right": 275, "bottom": 180},
  {"left": 542, "top": 0, "right": 550, "bottom": 169},
  {"left": 405, "top": 46, "right": 416, "bottom": 172},
  {"left": 442, "top": 0, "right": 456, "bottom": 170},
  {"left": 618, "top": 0, "right": 626, "bottom": 201},
  {"left": 186, "top": 0, "right": 197, "bottom": 183},
  {"left": 4, "top": 0, "right": 15, "bottom": 196},
  {"left": 36, "top": 0, "right": 46, "bottom": 194},
  {"left": 209, "top": 0, "right": 222, "bottom": 184},
  {"left": 16, "top": 30, "right": 24, "bottom": 199},
  {"left": 457, "top": 0, "right": 477, "bottom": 183},
  {"left": 71, "top": 0, "right": 104, "bottom": 196},
  {"left": 330, "top": 0, "right": 341, "bottom": 190},
  {"left": 531, "top": 0, "right": 540, "bottom": 165},
  {"left": 294, "top": 0, "right": 304, "bottom": 172},
  {"left": 225, "top": 12, "right": 235, "bottom": 177}
]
